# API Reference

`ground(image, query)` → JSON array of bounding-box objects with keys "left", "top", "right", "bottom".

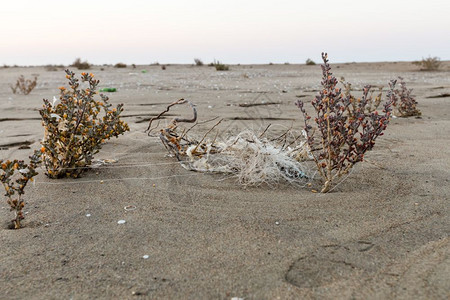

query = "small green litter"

[
  {"left": 141, "top": 69, "right": 148, "bottom": 73},
  {"left": 99, "top": 88, "right": 117, "bottom": 92}
]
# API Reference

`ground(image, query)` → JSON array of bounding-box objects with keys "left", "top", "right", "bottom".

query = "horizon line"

[{"left": 2, "top": 59, "right": 448, "bottom": 68}]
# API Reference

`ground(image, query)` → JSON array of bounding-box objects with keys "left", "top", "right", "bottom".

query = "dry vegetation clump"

[
  {"left": 296, "top": 53, "right": 393, "bottom": 192},
  {"left": 10, "top": 75, "right": 38, "bottom": 95},
  {"left": 306, "top": 58, "right": 316, "bottom": 65},
  {"left": 114, "top": 63, "right": 127, "bottom": 68},
  {"left": 213, "top": 60, "right": 229, "bottom": 71},
  {"left": 412, "top": 56, "right": 441, "bottom": 71},
  {"left": 340, "top": 77, "right": 383, "bottom": 116},
  {"left": 71, "top": 58, "right": 91, "bottom": 70},
  {"left": 340, "top": 76, "right": 420, "bottom": 118},
  {"left": 1, "top": 151, "right": 41, "bottom": 229},
  {"left": 39, "top": 70, "right": 129, "bottom": 178},
  {"left": 393, "top": 77, "right": 421, "bottom": 117},
  {"left": 45, "top": 64, "right": 65, "bottom": 72},
  {"left": 194, "top": 58, "right": 204, "bottom": 66}
]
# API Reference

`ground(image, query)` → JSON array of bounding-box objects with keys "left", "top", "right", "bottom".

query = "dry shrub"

[
  {"left": 305, "top": 58, "right": 316, "bottom": 65},
  {"left": 413, "top": 56, "right": 441, "bottom": 71},
  {"left": 39, "top": 70, "right": 129, "bottom": 178},
  {"left": 340, "top": 77, "right": 383, "bottom": 116},
  {"left": 393, "top": 77, "right": 421, "bottom": 117},
  {"left": 1, "top": 151, "right": 41, "bottom": 229},
  {"left": 71, "top": 58, "right": 91, "bottom": 70},
  {"left": 296, "top": 53, "right": 393, "bottom": 192},
  {"left": 45, "top": 64, "right": 65, "bottom": 72},
  {"left": 114, "top": 63, "right": 127, "bottom": 68},
  {"left": 213, "top": 60, "right": 229, "bottom": 71},
  {"left": 10, "top": 75, "right": 38, "bottom": 95},
  {"left": 194, "top": 58, "right": 204, "bottom": 66}
]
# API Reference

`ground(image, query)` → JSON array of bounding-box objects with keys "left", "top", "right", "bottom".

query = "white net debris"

[{"left": 181, "top": 130, "right": 312, "bottom": 186}]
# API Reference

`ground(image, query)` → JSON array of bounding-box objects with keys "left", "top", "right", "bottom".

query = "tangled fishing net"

[
  {"left": 146, "top": 99, "right": 313, "bottom": 187},
  {"left": 183, "top": 130, "right": 312, "bottom": 186}
]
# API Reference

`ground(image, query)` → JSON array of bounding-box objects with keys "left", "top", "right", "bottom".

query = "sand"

[{"left": 1, "top": 62, "right": 449, "bottom": 299}]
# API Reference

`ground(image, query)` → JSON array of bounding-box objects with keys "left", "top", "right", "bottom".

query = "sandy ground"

[{"left": 0, "top": 61, "right": 449, "bottom": 299}]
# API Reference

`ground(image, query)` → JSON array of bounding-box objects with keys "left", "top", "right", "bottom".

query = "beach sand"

[{"left": 1, "top": 62, "right": 449, "bottom": 299}]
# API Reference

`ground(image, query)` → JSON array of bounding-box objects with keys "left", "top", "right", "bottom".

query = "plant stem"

[{"left": 325, "top": 102, "right": 333, "bottom": 192}]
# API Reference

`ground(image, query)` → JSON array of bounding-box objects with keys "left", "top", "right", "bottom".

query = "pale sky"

[{"left": 0, "top": 0, "right": 449, "bottom": 65}]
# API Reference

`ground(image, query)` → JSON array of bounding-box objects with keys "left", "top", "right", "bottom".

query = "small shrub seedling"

[
  {"left": 39, "top": 70, "right": 129, "bottom": 178},
  {"left": 1, "top": 151, "right": 41, "bottom": 229},
  {"left": 392, "top": 77, "right": 421, "bottom": 117},
  {"left": 296, "top": 53, "right": 394, "bottom": 192},
  {"left": 10, "top": 75, "right": 38, "bottom": 95}
]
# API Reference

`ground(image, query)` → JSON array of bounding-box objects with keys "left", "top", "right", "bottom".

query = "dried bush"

[
  {"left": 412, "top": 56, "right": 441, "bottom": 71},
  {"left": 39, "top": 70, "right": 129, "bottom": 178},
  {"left": 296, "top": 53, "right": 393, "bottom": 192},
  {"left": 368, "top": 87, "right": 383, "bottom": 113},
  {"left": 340, "top": 77, "right": 383, "bottom": 116},
  {"left": 305, "top": 58, "right": 316, "bottom": 65},
  {"left": 45, "top": 65, "right": 58, "bottom": 72},
  {"left": 393, "top": 77, "right": 421, "bottom": 117},
  {"left": 214, "top": 61, "right": 229, "bottom": 71},
  {"left": 71, "top": 58, "right": 91, "bottom": 70},
  {"left": 114, "top": 63, "right": 127, "bottom": 68},
  {"left": 10, "top": 75, "right": 38, "bottom": 95},
  {"left": 45, "top": 64, "right": 65, "bottom": 72},
  {"left": 194, "top": 58, "right": 204, "bottom": 66},
  {"left": 1, "top": 150, "right": 41, "bottom": 229}
]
